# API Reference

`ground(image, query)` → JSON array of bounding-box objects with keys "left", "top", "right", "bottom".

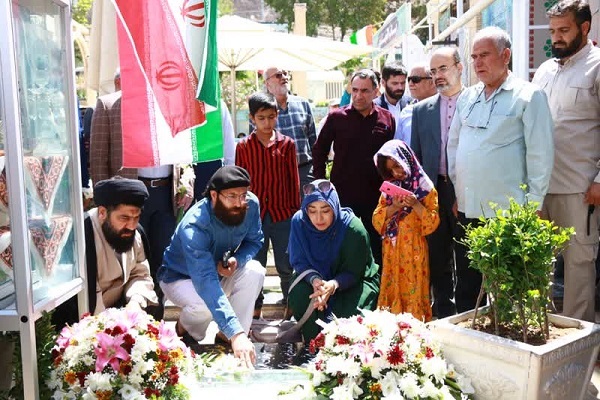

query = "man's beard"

[
  {"left": 269, "top": 83, "right": 289, "bottom": 97},
  {"left": 101, "top": 220, "right": 136, "bottom": 253},
  {"left": 214, "top": 198, "right": 247, "bottom": 226},
  {"left": 385, "top": 84, "right": 404, "bottom": 101},
  {"left": 551, "top": 28, "right": 583, "bottom": 59}
]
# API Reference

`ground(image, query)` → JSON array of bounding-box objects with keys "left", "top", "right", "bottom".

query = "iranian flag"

[{"left": 113, "top": 0, "right": 222, "bottom": 167}]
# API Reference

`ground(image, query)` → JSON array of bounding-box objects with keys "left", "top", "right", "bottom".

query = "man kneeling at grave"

[
  {"left": 158, "top": 166, "right": 265, "bottom": 368},
  {"left": 53, "top": 177, "right": 161, "bottom": 329}
]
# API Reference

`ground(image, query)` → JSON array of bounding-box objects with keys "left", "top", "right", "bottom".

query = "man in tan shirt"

[{"left": 533, "top": 0, "right": 600, "bottom": 322}]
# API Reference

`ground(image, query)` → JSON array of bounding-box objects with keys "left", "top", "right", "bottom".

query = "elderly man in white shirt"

[{"left": 448, "top": 26, "right": 554, "bottom": 312}]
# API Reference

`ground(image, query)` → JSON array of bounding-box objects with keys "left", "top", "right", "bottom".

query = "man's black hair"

[
  {"left": 351, "top": 69, "right": 379, "bottom": 90},
  {"left": 547, "top": 0, "right": 591, "bottom": 27},
  {"left": 381, "top": 61, "right": 408, "bottom": 81}
]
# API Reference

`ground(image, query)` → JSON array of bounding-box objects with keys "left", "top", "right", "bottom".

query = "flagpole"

[{"left": 230, "top": 67, "right": 237, "bottom": 134}]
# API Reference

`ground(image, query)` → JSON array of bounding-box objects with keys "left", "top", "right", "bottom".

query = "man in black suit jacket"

[{"left": 410, "top": 47, "right": 464, "bottom": 318}]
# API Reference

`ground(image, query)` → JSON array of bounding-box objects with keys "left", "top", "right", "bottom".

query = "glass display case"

[{"left": 0, "top": 0, "right": 85, "bottom": 397}]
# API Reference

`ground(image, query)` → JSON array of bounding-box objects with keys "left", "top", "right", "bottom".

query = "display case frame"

[{"left": 0, "top": 0, "right": 86, "bottom": 398}]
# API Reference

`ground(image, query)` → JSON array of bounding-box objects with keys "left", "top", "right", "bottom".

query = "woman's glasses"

[{"left": 303, "top": 181, "right": 333, "bottom": 196}]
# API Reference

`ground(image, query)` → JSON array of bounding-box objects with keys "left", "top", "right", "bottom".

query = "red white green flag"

[
  {"left": 349, "top": 25, "right": 374, "bottom": 46},
  {"left": 113, "top": 0, "right": 222, "bottom": 167}
]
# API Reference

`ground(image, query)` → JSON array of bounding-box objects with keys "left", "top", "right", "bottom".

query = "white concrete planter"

[{"left": 428, "top": 309, "right": 600, "bottom": 400}]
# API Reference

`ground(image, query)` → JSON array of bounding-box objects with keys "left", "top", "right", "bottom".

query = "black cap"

[
  {"left": 93, "top": 177, "right": 149, "bottom": 208},
  {"left": 206, "top": 166, "right": 251, "bottom": 193}
]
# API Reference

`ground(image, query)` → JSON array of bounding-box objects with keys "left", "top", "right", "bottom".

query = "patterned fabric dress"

[
  {"left": 373, "top": 191, "right": 439, "bottom": 321},
  {"left": 372, "top": 140, "right": 440, "bottom": 321}
]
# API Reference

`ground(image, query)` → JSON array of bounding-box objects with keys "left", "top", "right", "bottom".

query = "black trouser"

[
  {"left": 346, "top": 202, "right": 382, "bottom": 270},
  {"left": 454, "top": 212, "right": 485, "bottom": 312},
  {"left": 139, "top": 183, "right": 176, "bottom": 304},
  {"left": 427, "top": 176, "right": 457, "bottom": 318},
  {"left": 193, "top": 160, "right": 223, "bottom": 203}
]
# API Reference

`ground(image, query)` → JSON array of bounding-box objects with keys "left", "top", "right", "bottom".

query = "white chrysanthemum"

[
  {"left": 128, "top": 372, "right": 145, "bottom": 387},
  {"left": 47, "top": 370, "right": 61, "bottom": 390},
  {"left": 63, "top": 345, "right": 89, "bottom": 368},
  {"left": 398, "top": 372, "right": 420, "bottom": 399},
  {"left": 131, "top": 335, "right": 155, "bottom": 360},
  {"left": 131, "top": 358, "right": 154, "bottom": 377},
  {"left": 85, "top": 371, "right": 113, "bottom": 392},
  {"left": 324, "top": 355, "right": 352, "bottom": 375},
  {"left": 420, "top": 356, "right": 448, "bottom": 383},
  {"left": 344, "top": 360, "right": 362, "bottom": 379},
  {"left": 80, "top": 354, "right": 95, "bottom": 367},
  {"left": 330, "top": 384, "right": 356, "bottom": 400}
]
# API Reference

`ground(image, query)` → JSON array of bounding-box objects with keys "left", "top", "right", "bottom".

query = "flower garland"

[
  {"left": 305, "top": 309, "right": 475, "bottom": 400},
  {"left": 47, "top": 308, "right": 201, "bottom": 400}
]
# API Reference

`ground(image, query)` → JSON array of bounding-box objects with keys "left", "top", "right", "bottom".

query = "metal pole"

[{"left": 230, "top": 68, "right": 237, "bottom": 133}]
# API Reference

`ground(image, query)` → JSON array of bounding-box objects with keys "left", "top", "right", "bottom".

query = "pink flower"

[
  {"left": 94, "top": 332, "right": 130, "bottom": 372},
  {"left": 56, "top": 326, "right": 73, "bottom": 349},
  {"left": 350, "top": 341, "right": 381, "bottom": 365},
  {"left": 157, "top": 321, "right": 182, "bottom": 352}
]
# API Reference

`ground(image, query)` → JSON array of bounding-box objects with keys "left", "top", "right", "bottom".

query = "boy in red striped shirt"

[{"left": 236, "top": 92, "right": 300, "bottom": 319}]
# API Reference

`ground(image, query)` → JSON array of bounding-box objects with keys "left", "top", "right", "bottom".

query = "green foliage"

[
  {"left": 265, "top": 0, "right": 386, "bottom": 40},
  {"left": 461, "top": 195, "right": 574, "bottom": 343},
  {"left": 0, "top": 311, "right": 56, "bottom": 400},
  {"left": 322, "top": 0, "right": 386, "bottom": 41},
  {"left": 220, "top": 71, "right": 256, "bottom": 112},
  {"left": 218, "top": 0, "right": 234, "bottom": 16},
  {"left": 72, "top": 0, "right": 93, "bottom": 27},
  {"left": 264, "top": 0, "right": 324, "bottom": 36}
]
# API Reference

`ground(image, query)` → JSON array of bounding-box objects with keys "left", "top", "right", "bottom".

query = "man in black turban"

[{"left": 53, "top": 177, "right": 161, "bottom": 330}]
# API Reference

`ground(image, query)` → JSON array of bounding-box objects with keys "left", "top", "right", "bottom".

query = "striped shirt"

[
  {"left": 235, "top": 132, "right": 300, "bottom": 222},
  {"left": 250, "top": 95, "right": 317, "bottom": 166}
]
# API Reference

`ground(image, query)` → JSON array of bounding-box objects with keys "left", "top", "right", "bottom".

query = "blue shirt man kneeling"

[{"left": 158, "top": 166, "right": 265, "bottom": 368}]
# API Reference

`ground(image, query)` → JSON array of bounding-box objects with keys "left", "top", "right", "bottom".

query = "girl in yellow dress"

[{"left": 372, "top": 140, "right": 439, "bottom": 321}]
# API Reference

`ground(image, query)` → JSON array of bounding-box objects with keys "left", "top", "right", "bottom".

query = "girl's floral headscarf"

[{"left": 374, "top": 140, "right": 434, "bottom": 245}]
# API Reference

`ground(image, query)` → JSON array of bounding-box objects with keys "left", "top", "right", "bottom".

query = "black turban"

[
  {"left": 206, "top": 166, "right": 251, "bottom": 192},
  {"left": 93, "top": 177, "right": 149, "bottom": 208}
]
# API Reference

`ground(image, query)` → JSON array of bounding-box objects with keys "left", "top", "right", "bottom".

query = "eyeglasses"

[
  {"left": 464, "top": 88, "right": 498, "bottom": 129},
  {"left": 303, "top": 181, "right": 333, "bottom": 196},
  {"left": 219, "top": 192, "right": 249, "bottom": 203},
  {"left": 267, "top": 70, "right": 288, "bottom": 80},
  {"left": 430, "top": 62, "right": 459, "bottom": 76},
  {"left": 407, "top": 76, "right": 432, "bottom": 84}
]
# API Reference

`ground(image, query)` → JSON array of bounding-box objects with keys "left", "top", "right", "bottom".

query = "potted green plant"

[
  {"left": 463, "top": 196, "right": 573, "bottom": 344},
  {"left": 429, "top": 194, "right": 600, "bottom": 400}
]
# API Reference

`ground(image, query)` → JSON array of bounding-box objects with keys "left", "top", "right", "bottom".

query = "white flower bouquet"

[
  {"left": 47, "top": 308, "right": 201, "bottom": 400},
  {"left": 305, "top": 309, "right": 475, "bottom": 400}
]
